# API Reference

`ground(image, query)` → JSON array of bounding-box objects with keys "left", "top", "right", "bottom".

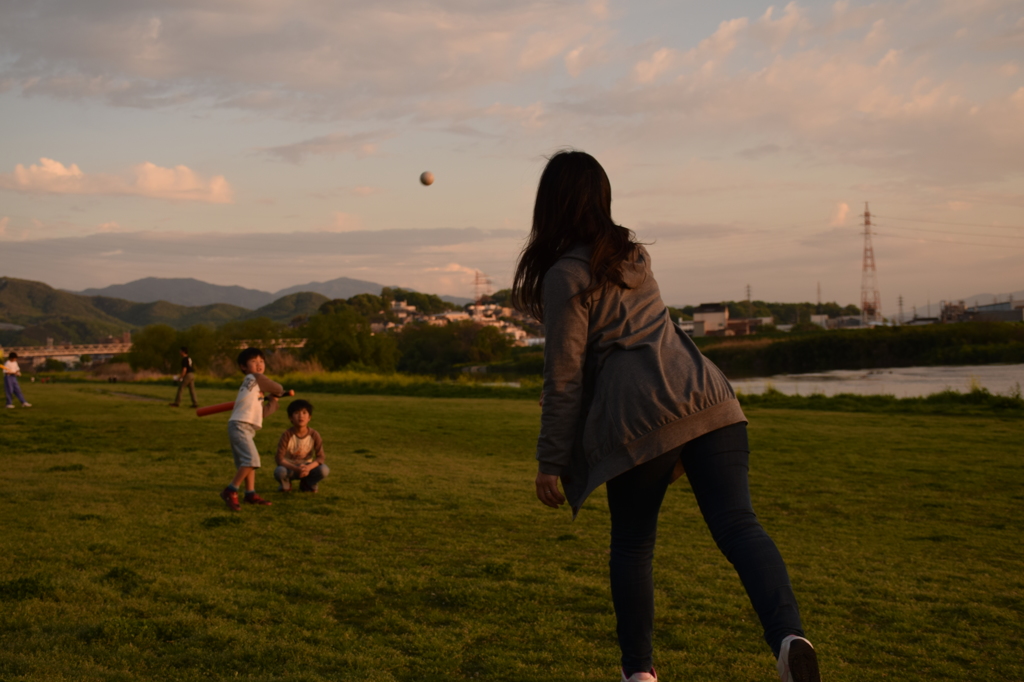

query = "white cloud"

[
  {"left": 559, "top": 3, "right": 1024, "bottom": 185},
  {"left": 483, "top": 101, "right": 545, "bottom": 128},
  {"left": 326, "top": 212, "right": 365, "bottom": 232},
  {"left": 829, "top": 202, "right": 851, "bottom": 227},
  {"left": 0, "top": 1, "right": 609, "bottom": 119},
  {"left": 0, "top": 158, "right": 233, "bottom": 203},
  {"left": 749, "top": 3, "right": 811, "bottom": 50},
  {"left": 633, "top": 47, "right": 677, "bottom": 84},
  {"left": 3, "top": 1, "right": 1021, "bottom": 189},
  {"left": 260, "top": 131, "right": 386, "bottom": 164},
  {"left": 425, "top": 262, "right": 480, "bottom": 275},
  {"left": 681, "top": 16, "right": 748, "bottom": 67}
]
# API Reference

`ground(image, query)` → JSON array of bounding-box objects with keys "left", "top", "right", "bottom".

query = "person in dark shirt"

[{"left": 170, "top": 346, "right": 199, "bottom": 408}]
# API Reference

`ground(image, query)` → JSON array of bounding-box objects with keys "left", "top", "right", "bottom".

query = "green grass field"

[{"left": 1, "top": 383, "right": 1022, "bottom": 681}]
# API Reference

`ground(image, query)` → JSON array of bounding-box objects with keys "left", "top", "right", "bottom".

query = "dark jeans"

[
  {"left": 606, "top": 422, "right": 804, "bottom": 675},
  {"left": 273, "top": 463, "right": 330, "bottom": 489}
]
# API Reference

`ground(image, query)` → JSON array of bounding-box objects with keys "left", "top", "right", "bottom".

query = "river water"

[{"left": 729, "top": 364, "right": 1024, "bottom": 398}]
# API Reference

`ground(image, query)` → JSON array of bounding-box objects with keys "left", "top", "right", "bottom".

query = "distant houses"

[
  {"left": 685, "top": 303, "right": 774, "bottom": 337},
  {"left": 370, "top": 299, "right": 532, "bottom": 344},
  {"left": 676, "top": 297, "right": 1024, "bottom": 337},
  {"left": 926, "top": 299, "right": 1024, "bottom": 325}
]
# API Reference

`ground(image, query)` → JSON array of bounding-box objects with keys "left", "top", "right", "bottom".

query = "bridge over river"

[{"left": 0, "top": 339, "right": 306, "bottom": 365}]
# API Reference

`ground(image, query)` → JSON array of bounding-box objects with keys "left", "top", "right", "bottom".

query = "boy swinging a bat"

[{"left": 219, "top": 347, "right": 294, "bottom": 511}]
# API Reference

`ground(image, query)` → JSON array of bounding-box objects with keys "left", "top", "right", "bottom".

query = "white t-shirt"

[
  {"left": 230, "top": 374, "right": 264, "bottom": 428},
  {"left": 3, "top": 360, "right": 19, "bottom": 375},
  {"left": 228, "top": 372, "right": 283, "bottom": 429}
]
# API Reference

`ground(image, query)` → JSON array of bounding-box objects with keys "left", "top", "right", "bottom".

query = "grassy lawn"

[{"left": 1, "top": 382, "right": 1021, "bottom": 681}]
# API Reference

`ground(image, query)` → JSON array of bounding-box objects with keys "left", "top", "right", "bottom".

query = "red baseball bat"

[
  {"left": 195, "top": 390, "right": 294, "bottom": 418},
  {"left": 196, "top": 402, "right": 234, "bottom": 417}
]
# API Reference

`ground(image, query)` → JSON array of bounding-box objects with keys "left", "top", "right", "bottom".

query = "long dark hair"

[{"left": 511, "top": 150, "right": 637, "bottom": 320}]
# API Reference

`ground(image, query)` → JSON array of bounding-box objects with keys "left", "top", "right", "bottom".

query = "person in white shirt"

[
  {"left": 3, "top": 352, "right": 31, "bottom": 408},
  {"left": 219, "top": 347, "right": 292, "bottom": 511}
]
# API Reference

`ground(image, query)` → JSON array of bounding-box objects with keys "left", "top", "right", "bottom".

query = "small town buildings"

[{"left": 693, "top": 303, "right": 728, "bottom": 334}]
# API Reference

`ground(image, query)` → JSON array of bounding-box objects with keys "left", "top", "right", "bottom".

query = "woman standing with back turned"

[{"left": 512, "top": 151, "right": 821, "bottom": 682}]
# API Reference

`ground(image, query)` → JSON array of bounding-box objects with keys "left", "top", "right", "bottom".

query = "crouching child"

[{"left": 274, "top": 399, "right": 329, "bottom": 493}]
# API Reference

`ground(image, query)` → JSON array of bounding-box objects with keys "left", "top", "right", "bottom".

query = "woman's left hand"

[{"left": 535, "top": 472, "right": 566, "bottom": 508}]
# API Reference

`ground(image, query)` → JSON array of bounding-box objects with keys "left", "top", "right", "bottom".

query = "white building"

[{"left": 693, "top": 304, "right": 728, "bottom": 333}]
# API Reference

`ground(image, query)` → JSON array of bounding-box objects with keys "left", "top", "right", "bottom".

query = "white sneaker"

[
  {"left": 22, "top": 403, "right": 31, "bottom": 407},
  {"left": 621, "top": 668, "right": 657, "bottom": 682},
  {"left": 777, "top": 635, "right": 820, "bottom": 682},
  {"left": 5, "top": 404, "right": 13, "bottom": 409}
]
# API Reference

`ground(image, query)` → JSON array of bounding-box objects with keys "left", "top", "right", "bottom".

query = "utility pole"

[
  {"left": 860, "top": 202, "right": 882, "bottom": 326},
  {"left": 816, "top": 282, "right": 822, "bottom": 314},
  {"left": 746, "top": 284, "right": 752, "bottom": 319},
  {"left": 898, "top": 295, "right": 904, "bottom": 325}
]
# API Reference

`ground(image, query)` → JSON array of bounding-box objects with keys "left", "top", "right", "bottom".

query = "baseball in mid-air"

[{"left": 420, "top": 171, "right": 435, "bottom": 186}]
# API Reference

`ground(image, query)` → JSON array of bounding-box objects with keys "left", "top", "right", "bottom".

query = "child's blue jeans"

[
  {"left": 4, "top": 375, "right": 27, "bottom": 406},
  {"left": 606, "top": 422, "right": 805, "bottom": 675}
]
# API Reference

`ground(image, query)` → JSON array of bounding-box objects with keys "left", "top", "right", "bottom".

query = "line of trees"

[
  {"left": 113, "top": 293, "right": 1024, "bottom": 379},
  {"left": 128, "top": 290, "right": 514, "bottom": 376},
  {"left": 668, "top": 300, "right": 861, "bottom": 325},
  {"left": 701, "top": 322, "right": 1024, "bottom": 378}
]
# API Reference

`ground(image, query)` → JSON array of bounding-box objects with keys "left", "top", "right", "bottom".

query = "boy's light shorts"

[{"left": 228, "top": 420, "right": 261, "bottom": 468}]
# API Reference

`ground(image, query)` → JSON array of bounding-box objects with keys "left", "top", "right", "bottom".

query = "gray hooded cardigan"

[{"left": 536, "top": 245, "right": 746, "bottom": 515}]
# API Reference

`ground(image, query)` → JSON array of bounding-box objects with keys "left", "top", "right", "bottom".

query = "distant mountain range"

[
  {"left": 74, "top": 276, "right": 383, "bottom": 309},
  {"left": 74, "top": 276, "right": 475, "bottom": 309},
  {"left": 0, "top": 275, "right": 475, "bottom": 347},
  {"left": 0, "top": 277, "right": 331, "bottom": 346}
]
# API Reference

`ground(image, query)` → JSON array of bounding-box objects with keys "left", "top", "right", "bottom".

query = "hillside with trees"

[{"left": 1, "top": 277, "right": 345, "bottom": 346}]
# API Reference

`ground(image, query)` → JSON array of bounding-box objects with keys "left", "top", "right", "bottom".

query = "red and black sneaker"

[
  {"left": 243, "top": 493, "right": 272, "bottom": 506},
  {"left": 220, "top": 487, "right": 241, "bottom": 511}
]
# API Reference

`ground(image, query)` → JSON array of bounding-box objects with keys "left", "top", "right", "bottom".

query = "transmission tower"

[
  {"left": 473, "top": 270, "right": 493, "bottom": 306},
  {"left": 860, "top": 202, "right": 881, "bottom": 325},
  {"left": 746, "top": 284, "right": 752, "bottom": 318}
]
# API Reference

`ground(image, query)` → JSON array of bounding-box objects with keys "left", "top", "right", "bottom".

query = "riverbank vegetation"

[{"left": 698, "top": 322, "right": 1024, "bottom": 377}]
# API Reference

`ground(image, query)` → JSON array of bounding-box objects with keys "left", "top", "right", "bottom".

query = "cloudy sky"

[{"left": 1, "top": 0, "right": 1022, "bottom": 312}]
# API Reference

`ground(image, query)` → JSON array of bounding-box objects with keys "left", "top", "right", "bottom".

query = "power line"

[
  {"left": 876, "top": 215, "right": 1024, "bottom": 231},
  {"left": 878, "top": 223, "right": 1024, "bottom": 241},
  {"left": 873, "top": 231, "right": 1024, "bottom": 251}
]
